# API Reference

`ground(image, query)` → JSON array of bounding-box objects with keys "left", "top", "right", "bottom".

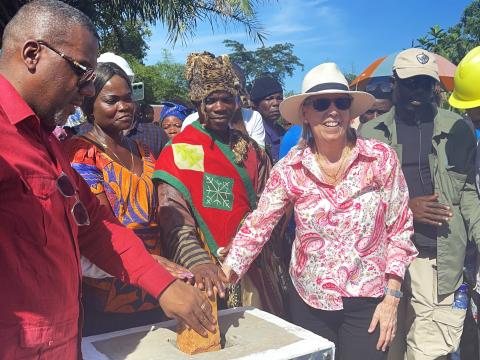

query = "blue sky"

[{"left": 145, "top": 0, "right": 472, "bottom": 92}]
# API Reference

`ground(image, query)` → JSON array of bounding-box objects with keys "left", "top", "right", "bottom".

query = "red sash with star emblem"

[{"left": 153, "top": 121, "right": 257, "bottom": 256}]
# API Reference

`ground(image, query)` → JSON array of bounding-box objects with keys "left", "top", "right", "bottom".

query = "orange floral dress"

[{"left": 65, "top": 137, "right": 162, "bottom": 314}]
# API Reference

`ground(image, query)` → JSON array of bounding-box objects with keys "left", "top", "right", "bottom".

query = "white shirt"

[{"left": 181, "top": 108, "right": 265, "bottom": 148}]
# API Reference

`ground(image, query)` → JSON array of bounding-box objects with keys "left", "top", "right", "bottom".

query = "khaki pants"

[{"left": 388, "top": 256, "right": 466, "bottom": 360}]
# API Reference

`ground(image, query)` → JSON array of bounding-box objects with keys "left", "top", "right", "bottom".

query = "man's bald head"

[
  {"left": 2, "top": 0, "right": 98, "bottom": 54},
  {"left": 0, "top": 0, "right": 99, "bottom": 129}
]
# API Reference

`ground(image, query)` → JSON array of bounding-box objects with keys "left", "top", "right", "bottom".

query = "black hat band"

[{"left": 306, "top": 82, "right": 349, "bottom": 93}]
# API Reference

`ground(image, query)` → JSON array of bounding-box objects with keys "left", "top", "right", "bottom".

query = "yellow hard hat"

[{"left": 449, "top": 46, "right": 480, "bottom": 109}]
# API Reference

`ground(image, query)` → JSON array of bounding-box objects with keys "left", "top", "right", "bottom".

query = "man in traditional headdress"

[
  {"left": 181, "top": 60, "right": 266, "bottom": 148},
  {"left": 154, "top": 52, "right": 285, "bottom": 316}
]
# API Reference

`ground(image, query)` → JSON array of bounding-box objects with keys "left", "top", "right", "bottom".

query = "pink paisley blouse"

[{"left": 224, "top": 137, "right": 417, "bottom": 310}]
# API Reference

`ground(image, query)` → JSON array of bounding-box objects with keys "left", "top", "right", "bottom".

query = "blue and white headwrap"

[{"left": 160, "top": 102, "right": 191, "bottom": 123}]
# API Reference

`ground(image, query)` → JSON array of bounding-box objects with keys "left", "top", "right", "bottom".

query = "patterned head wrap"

[
  {"left": 160, "top": 102, "right": 190, "bottom": 123},
  {"left": 185, "top": 52, "right": 241, "bottom": 102}
]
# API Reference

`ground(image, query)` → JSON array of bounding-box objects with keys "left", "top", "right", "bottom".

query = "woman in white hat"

[{"left": 222, "top": 63, "right": 417, "bottom": 359}]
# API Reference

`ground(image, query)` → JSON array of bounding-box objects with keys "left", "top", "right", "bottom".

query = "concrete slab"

[{"left": 82, "top": 307, "right": 335, "bottom": 360}]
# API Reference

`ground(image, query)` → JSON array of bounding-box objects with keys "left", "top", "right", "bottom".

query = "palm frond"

[{"left": 1, "top": 0, "right": 274, "bottom": 47}]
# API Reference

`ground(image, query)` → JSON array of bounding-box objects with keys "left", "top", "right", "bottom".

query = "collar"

[
  {"left": 284, "top": 137, "right": 376, "bottom": 170},
  {"left": 378, "top": 106, "right": 457, "bottom": 141},
  {"left": 0, "top": 74, "right": 38, "bottom": 127},
  {"left": 431, "top": 109, "right": 460, "bottom": 137}
]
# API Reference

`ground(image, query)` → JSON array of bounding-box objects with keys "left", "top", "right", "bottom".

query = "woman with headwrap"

[
  {"left": 159, "top": 102, "right": 190, "bottom": 139},
  {"left": 153, "top": 52, "right": 286, "bottom": 317}
]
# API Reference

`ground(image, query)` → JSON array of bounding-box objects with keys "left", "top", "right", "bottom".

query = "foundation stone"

[{"left": 82, "top": 307, "right": 335, "bottom": 359}]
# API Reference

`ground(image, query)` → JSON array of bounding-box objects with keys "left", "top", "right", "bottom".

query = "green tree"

[
  {"left": 416, "top": 1, "right": 480, "bottom": 64},
  {"left": 416, "top": 25, "right": 446, "bottom": 53},
  {"left": 99, "top": 20, "right": 152, "bottom": 62},
  {"left": 461, "top": 0, "right": 480, "bottom": 43},
  {"left": 223, "top": 39, "right": 304, "bottom": 87}
]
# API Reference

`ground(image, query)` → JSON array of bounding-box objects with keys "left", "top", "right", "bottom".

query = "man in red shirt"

[{"left": 0, "top": 1, "right": 215, "bottom": 358}]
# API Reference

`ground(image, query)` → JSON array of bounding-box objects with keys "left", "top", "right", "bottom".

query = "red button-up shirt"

[{"left": 0, "top": 75, "right": 175, "bottom": 359}]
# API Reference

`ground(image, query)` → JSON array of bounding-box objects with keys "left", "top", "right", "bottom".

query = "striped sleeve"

[
  {"left": 167, "top": 226, "right": 212, "bottom": 269},
  {"left": 157, "top": 182, "right": 212, "bottom": 269}
]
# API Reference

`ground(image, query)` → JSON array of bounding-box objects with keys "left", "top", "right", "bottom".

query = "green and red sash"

[{"left": 153, "top": 121, "right": 257, "bottom": 256}]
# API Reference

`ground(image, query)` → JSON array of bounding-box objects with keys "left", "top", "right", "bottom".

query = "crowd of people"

[{"left": 2, "top": 1, "right": 480, "bottom": 360}]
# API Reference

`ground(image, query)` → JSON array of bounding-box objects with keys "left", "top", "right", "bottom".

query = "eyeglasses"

[
  {"left": 56, "top": 172, "right": 90, "bottom": 226},
  {"left": 398, "top": 76, "right": 435, "bottom": 91},
  {"left": 366, "top": 82, "right": 393, "bottom": 94},
  {"left": 306, "top": 97, "right": 352, "bottom": 112},
  {"left": 37, "top": 40, "right": 96, "bottom": 88}
]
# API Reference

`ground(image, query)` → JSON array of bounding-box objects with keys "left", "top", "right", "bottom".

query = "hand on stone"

[
  {"left": 408, "top": 194, "right": 452, "bottom": 226},
  {"left": 158, "top": 280, "right": 216, "bottom": 337},
  {"left": 191, "top": 263, "right": 227, "bottom": 299}
]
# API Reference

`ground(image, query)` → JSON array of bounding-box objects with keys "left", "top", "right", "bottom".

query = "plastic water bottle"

[{"left": 452, "top": 283, "right": 469, "bottom": 310}]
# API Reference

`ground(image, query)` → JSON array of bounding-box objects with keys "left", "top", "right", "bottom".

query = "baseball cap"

[{"left": 393, "top": 48, "right": 440, "bottom": 81}]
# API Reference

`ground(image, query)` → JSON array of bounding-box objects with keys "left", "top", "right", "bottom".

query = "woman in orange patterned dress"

[{"left": 65, "top": 62, "right": 192, "bottom": 336}]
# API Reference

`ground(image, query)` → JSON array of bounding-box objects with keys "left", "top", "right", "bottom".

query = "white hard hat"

[{"left": 97, "top": 52, "right": 135, "bottom": 82}]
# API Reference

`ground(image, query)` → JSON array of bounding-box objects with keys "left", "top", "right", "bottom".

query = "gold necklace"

[
  {"left": 315, "top": 145, "right": 351, "bottom": 184},
  {"left": 90, "top": 135, "right": 136, "bottom": 174}
]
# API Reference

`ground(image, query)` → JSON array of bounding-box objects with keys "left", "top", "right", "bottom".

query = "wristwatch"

[{"left": 384, "top": 287, "right": 403, "bottom": 298}]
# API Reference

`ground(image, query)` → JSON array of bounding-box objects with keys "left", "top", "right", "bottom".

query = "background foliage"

[
  {"left": 223, "top": 39, "right": 304, "bottom": 88},
  {"left": 416, "top": 0, "right": 480, "bottom": 64}
]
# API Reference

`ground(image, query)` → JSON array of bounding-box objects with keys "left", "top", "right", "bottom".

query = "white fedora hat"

[{"left": 279, "top": 62, "right": 375, "bottom": 124}]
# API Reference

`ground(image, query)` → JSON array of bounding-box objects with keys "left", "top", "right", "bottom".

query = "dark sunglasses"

[
  {"left": 37, "top": 40, "right": 96, "bottom": 88},
  {"left": 307, "top": 97, "right": 352, "bottom": 112},
  {"left": 398, "top": 76, "right": 435, "bottom": 91},
  {"left": 56, "top": 172, "right": 90, "bottom": 226},
  {"left": 366, "top": 82, "right": 393, "bottom": 94}
]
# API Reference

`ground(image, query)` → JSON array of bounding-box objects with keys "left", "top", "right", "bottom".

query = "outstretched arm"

[{"left": 223, "top": 164, "right": 291, "bottom": 280}]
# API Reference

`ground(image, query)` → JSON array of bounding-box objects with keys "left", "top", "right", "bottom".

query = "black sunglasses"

[
  {"left": 37, "top": 40, "right": 96, "bottom": 88},
  {"left": 398, "top": 75, "right": 435, "bottom": 91},
  {"left": 366, "top": 82, "right": 393, "bottom": 94},
  {"left": 307, "top": 97, "right": 353, "bottom": 112},
  {"left": 56, "top": 172, "right": 90, "bottom": 226}
]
